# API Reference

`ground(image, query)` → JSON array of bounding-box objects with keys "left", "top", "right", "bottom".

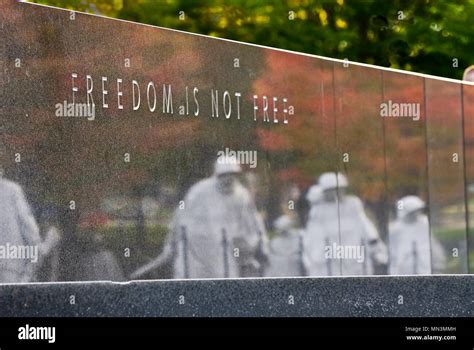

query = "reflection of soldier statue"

[
  {"left": 77, "top": 233, "right": 125, "bottom": 281},
  {"left": 389, "top": 196, "right": 445, "bottom": 275},
  {"left": 265, "top": 215, "right": 308, "bottom": 277},
  {"left": 304, "top": 184, "right": 330, "bottom": 276},
  {"left": 131, "top": 155, "right": 267, "bottom": 279},
  {"left": 0, "top": 169, "right": 59, "bottom": 283},
  {"left": 305, "top": 172, "right": 388, "bottom": 276}
]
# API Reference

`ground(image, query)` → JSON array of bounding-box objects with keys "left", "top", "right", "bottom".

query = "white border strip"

[
  {"left": 0, "top": 273, "right": 471, "bottom": 287},
  {"left": 18, "top": 1, "right": 474, "bottom": 86}
]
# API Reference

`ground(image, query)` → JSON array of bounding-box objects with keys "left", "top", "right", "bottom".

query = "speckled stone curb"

[{"left": 0, "top": 275, "right": 472, "bottom": 317}]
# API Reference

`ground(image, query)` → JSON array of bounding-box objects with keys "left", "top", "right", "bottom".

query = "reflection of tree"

[
  {"left": 466, "top": 86, "right": 474, "bottom": 273},
  {"left": 252, "top": 52, "right": 332, "bottom": 224},
  {"left": 253, "top": 50, "right": 469, "bottom": 239},
  {"left": 31, "top": 0, "right": 474, "bottom": 80},
  {"left": 252, "top": 52, "right": 386, "bottom": 230},
  {"left": 425, "top": 80, "right": 466, "bottom": 210},
  {"left": 4, "top": 1, "right": 473, "bottom": 278},
  {"left": 4, "top": 7, "right": 206, "bottom": 214},
  {"left": 3, "top": 1, "right": 264, "bottom": 279},
  {"left": 254, "top": 52, "right": 337, "bottom": 187}
]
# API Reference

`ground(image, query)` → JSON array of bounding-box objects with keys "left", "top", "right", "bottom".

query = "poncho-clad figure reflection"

[
  {"left": 0, "top": 173, "right": 59, "bottom": 283},
  {"left": 304, "top": 184, "right": 329, "bottom": 276},
  {"left": 77, "top": 233, "right": 125, "bottom": 281},
  {"left": 265, "top": 215, "right": 308, "bottom": 277},
  {"left": 306, "top": 172, "right": 388, "bottom": 276},
  {"left": 131, "top": 155, "right": 266, "bottom": 279},
  {"left": 389, "top": 195, "right": 445, "bottom": 275}
]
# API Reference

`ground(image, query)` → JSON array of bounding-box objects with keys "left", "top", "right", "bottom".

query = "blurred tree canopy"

[{"left": 29, "top": 0, "right": 474, "bottom": 80}]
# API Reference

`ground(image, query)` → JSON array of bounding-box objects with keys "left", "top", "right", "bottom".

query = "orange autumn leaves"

[{"left": 253, "top": 51, "right": 463, "bottom": 205}]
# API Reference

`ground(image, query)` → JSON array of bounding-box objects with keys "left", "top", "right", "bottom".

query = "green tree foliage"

[{"left": 30, "top": 0, "right": 474, "bottom": 79}]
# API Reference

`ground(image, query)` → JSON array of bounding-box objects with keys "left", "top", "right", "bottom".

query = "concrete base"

[{"left": 0, "top": 275, "right": 472, "bottom": 317}]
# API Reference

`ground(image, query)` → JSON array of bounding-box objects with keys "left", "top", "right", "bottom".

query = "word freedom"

[{"left": 70, "top": 73, "right": 294, "bottom": 124}]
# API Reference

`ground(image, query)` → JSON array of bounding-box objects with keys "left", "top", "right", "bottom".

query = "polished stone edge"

[{"left": 0, "top": 275, "right": 472, "bottom": 317}]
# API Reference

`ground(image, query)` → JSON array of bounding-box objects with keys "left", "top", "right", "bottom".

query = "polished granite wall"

[{"left": 0, "top": 276, "right": 472, "bottom": 317}]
